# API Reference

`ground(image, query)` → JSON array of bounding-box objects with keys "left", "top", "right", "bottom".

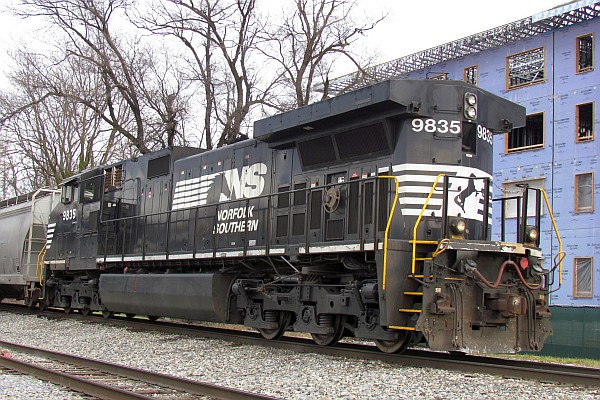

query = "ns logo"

[
  {"left": 218, "top": 162, "right": 268, "bottom": 202},
  {"left": 171, "top": 162, "right": 269, "bottom": 210}
]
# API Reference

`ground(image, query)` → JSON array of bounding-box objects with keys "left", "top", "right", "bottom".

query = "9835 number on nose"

[{"left": 411, "top": 118, "right": 461, "bottom": 134}]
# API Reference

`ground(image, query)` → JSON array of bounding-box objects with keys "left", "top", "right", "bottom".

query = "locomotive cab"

[{"left": 46, "top": 168, "right": 104, "bottom": 271}]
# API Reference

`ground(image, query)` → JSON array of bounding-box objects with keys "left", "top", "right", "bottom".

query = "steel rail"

[
  {"left": 2, "top": 303, "right": 599, "bottom": 388},
  {"left": 0, "top": 339, "right": 279, "bottom": 400},
  {"left": 210, "top": 334, "right": 600, "bottom": 387},
  {"left": 93, "top": 314, "right": 600, "bottom": 388},
  {"left": 0, "top": 353, "right": 148, "bottom": 400}
]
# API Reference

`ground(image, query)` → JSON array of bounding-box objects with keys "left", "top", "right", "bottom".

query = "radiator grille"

[
  {"left": 298, "top": 136, "right": 335, "bottom": 168},
  {"left": 335, "top": 123, "right": 388, "bottom": 160}
]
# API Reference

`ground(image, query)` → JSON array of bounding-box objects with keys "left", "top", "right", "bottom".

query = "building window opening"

[
  {"left": 574, "top": 257, "right": 593, "bottom": 298},
  {"left": 506, "top": 47, "right": 545, "bottom": 89},
  {"left": 503, "top": 178, "right": 545, "bottom": 219},
  {"left": 577, "top": 34, "right": 594, "bottom": 73},
  {"left": 427, "top": 73, "right": 448, "bottom": 80},
  {"left": 576, "top": 102, "right": 594, "bottom": 142},
  {"left": 506, "top": 113, "right": 544, "bottom": 153},
  {"left": 464, "top": 65, "right": 477, "bottom": 85},
  {"left": 575, "top": 172, "right": 594, "bottom": 213}
]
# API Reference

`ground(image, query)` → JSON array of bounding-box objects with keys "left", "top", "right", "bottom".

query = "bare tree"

[
  {"left": 141, "top": 0, "right": 281, "bottom": 149},
  {"left": 0, "top": 47, "right": 126, "bottom": 193},
  {"left": 132, "top": 49, "right": 192, "bottom": 149},
  {"left": 14, "top": 0, "right": 189, "bottom": 154},
  {"left": 266, "top": 0, "right": 382, "bottom": 109},
  {"left": 0, "top": 136, "right": 18, "bottom": 198}
]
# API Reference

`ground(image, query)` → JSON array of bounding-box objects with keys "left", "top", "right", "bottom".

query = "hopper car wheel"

[
  {"left": 374, "top": 333, "right": 411, "bottom": 354},
  {"left": 125, "top": 313, "right": 136, "bottom": 319},
  {"left": 147, "top": 315, "right": 159, "bottom": 322},
  {"left": 102, "top": 310, "right": 114, "bottom": 319},
  {"left": 27, "top": 288, "right": 41, "bottom": 308},
  {"left": 258, "top": 311, "right": 291, "bottom": 340},
  {"left": 311, "top": 315, "right": 345, "bottom": 346},
  {"left": 64, "top": 307, "right": 73, "bottom": 314},
  {"left": 80, "top": 308, "right": 92, "bottom": 316},
  {"left": 38, "top": 300, "right": 47, "bottom": 312}
]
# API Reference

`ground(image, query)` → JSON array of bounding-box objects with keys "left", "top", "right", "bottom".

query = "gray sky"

[{"left": 0, "top": 1, "right": 567, "bottom": 80}]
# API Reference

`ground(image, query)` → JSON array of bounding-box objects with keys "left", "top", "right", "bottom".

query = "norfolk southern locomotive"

[{"left": 19, "top": 79, "right": 561, "bottom": 353}]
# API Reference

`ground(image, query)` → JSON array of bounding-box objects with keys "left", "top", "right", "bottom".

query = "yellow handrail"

[
  {"left": 36, "top": 243, "right": 47, "bottom": 285},
  {"left": 432, "top": 238, "right": 450, "bottom": 258},
  {"left": 379, "top": 176, "right": 399, "bottom": 291},
  {"left": 539, "top": 188, "right": 564, "bottom": 285},
  {"left": 412, "top": 174, "right": 446, "bottom": 274}
]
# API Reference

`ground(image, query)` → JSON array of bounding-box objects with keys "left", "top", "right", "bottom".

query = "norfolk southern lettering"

[{"left": 213, "top": 206, "right": 259, "bottom": 234}]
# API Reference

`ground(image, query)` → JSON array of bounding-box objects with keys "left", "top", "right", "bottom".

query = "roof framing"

[{"left": 323, "top": 1, "right": 600, "bottom": 95}]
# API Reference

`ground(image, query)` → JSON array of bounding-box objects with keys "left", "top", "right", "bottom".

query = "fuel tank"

[{"left": 98, "top": 273, "right": 240, "bottom": 322}]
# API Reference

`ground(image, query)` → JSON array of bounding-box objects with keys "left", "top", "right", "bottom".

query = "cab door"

[
  {"left": 272, "top": 150, "right": 294, "bottom": 248},
  {"left": 324, "top": 171, "right": 347, "bottom": 242},
  {"left": 53, "top": 181, "right": 78, "bottom": 269},
  {"left": 76, "top": 170, "right": 103, "bottom": 270}
]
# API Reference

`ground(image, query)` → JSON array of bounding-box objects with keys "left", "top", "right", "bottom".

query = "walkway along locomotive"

[{"left": 37, "top": 79, "right": 564, "bottom": 353}]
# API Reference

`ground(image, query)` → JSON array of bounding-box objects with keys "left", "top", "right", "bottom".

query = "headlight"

[
  {"left": 465, "top": 107, "right": 477, "bottom": 119},
  {"left": 465, "top": 92, "right": 477, "bottom": 106},
  {"left": 464, "top": 92, "right": 477, "bottom": 120},
  {"left": 525, "top": 225, "right": 539, "bottom": 244},
  {"left": 451, "top": 218, "right": 467, "bottom": 236}
]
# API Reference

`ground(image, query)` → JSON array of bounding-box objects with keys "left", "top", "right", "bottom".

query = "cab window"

[
  {"left": 61, "top": 184, "right": 75, "bottom": 204},
  {"left": 80, "top": 177, "right": 101, "bottom": 203}
]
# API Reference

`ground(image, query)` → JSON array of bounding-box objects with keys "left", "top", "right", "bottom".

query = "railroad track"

[
  {"left": 2, "top": 303, "right": 599, "bottom": 388},
  {"left": 0, "top": 339, "right": 278, "bottom": 400}
]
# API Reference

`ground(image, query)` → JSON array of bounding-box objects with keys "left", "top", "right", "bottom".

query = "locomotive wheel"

[
  {"left": 102, "top": 310, "right": 114, "bottom": 319},
  {"left": 258, "top": 311, "right": 291, "bottom": 340},
  {"left": 38, "top": 300, "right": 47, "bottom": 312},
  {"left": 374, "top": 333, "right": 411, "bottom": 353},
  {"left": 311, "top": 315, "right": 345, "bottom": 346},
  {"left": 80, "top": 308, "right": 92, "bottom": 316}
]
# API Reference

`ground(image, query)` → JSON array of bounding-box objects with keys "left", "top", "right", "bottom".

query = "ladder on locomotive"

[
  {"left": 398, "top": 239, "right": 450, "bottom": 331},
  {"left": 379, "top": 175, "right": 443, "bottom": 332},
  {"left": 400, "top": 174, "right": 449, "bottom": 331}
]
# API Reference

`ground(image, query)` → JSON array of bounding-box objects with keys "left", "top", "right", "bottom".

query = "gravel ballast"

[{"left": 0, "top": 311, "right": 598, "bottom": 399}]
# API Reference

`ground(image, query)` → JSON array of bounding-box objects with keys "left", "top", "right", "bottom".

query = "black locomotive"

[{"left": 40, "top": 79, "right": 557, "bottom": 353}]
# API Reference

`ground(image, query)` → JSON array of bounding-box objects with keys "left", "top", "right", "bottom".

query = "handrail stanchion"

[
  {"left": 378, "top": 176, "right": 399, "bottom": 291},
  {"left": 539, "top": 188, "right": 564, "bottom": 286}
]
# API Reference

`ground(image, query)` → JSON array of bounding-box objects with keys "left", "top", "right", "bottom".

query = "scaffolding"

[{"left": 322, "top": 1, "right": 600, "bottom": 95}]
